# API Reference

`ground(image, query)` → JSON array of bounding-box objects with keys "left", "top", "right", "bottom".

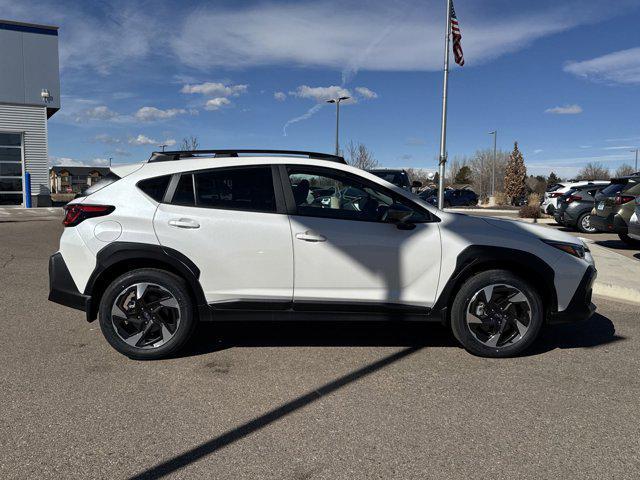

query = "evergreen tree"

[
  {"left": 454, "top": 165, "right": 472, "bottom": 184},
  {"left": 547, "top": 172, "right": 560, "bottom": 186},
  {"left": 504, "top": 142, "right": 527, "bottom": 202}
]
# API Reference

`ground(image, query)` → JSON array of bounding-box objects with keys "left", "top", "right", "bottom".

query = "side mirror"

[{"left": 387, "top": 204, "right": 415, "bottom": 230}]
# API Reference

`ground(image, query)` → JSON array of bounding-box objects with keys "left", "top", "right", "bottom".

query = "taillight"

[
  {"left": 615, "top": 195, "right": 635, "bottom": 205},
  {"left": 567, "top": 194, "right": 582, "bottom": 204},
  {"left": 549, "top": 192, "right": 563, "bottom": 198},
  {"left": 63, "top": 204, "right": 114, "bottom": 227}
]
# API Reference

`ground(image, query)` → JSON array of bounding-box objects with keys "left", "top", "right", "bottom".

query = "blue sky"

[{"left": 5, "top": 0, "right": 640, "bottom": 177}]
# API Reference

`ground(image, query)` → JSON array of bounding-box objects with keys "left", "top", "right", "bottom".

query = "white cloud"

[
  {"left": 355, "top": 87, "right": 378, "bottom": 99},
  {"left": 134, "top": 107, "right": 188, "bottom": 122},
  {"left": 80, "top": 106, "right": 119, "bottom": 121},
  {"left": 93, "top": 133, "right": 120, "bottom": 144},
  {"left": 533, "top": 149, "right": 543, "bottom": 154},
  {"left": 128, "top": 134, "right": 157, "bottom": 146},
  {"left": 564, "top": 47, "right": 640, "bottom": 85},
  {"left": 181, "top": 82, "right": 248, "bottom": 97},
  {"left": 274, "top": 91, "right": 287, "bottom": 101},
  {"left": 163, "top": 138, "right": 177, "bottom": 147},
  {"left": 50, "top": 156, "right": 110, "bottom": 167},
  {"left": 603, "top": 145, "right": 635, "bottom": 150},
  {"left": 545, "top": 104, "right": 583, "bottom": 115},
  {"left": 204, "top": 97, "right": 231, "bottom": 111},
  {"left": 170, "top": 2, "right": 617, "bottom": 72},
  {"left": 291, "top": 85, "right": 352, "bottom": 103}
]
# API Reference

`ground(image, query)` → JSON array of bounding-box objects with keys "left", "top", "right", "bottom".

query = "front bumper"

[
  {"left": 548, "top": 266, "right": 597, "bottom": 324},
  {"left": 48, "top": 252, "right": 91, "bottom": 312}
]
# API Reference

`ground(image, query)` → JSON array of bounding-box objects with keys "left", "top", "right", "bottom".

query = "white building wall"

[{"left": 0, "top": 103, "right": 49, "bottom": 203}]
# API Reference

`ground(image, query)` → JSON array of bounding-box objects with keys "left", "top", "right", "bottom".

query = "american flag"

[{"left": 450, "top": 1, "right": 464, "bottom": 66}]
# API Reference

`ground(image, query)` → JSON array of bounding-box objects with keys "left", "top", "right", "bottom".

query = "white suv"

[{"left": 49, "top": 150, "right": 597, "bottom": 359}]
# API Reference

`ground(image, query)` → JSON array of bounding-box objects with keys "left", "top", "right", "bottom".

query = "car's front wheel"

[
  {"left": 98, "top": 268, "right": 197, "bottom": 360},
  {"left": 450, "top": 270, "right": 544, "bottom": 357}
]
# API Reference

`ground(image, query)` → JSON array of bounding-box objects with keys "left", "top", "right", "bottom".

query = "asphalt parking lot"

[{"left": 2, "top": 219, "right": 640, "bottom": 479}]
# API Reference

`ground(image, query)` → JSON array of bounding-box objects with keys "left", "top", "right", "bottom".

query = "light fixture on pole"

[
  {"left": 158, "top": 144, "right": 167, "bottom": 152},
  {"left": 488, "top": 130, "right": 497, "bottom": 196},
  {"left": 327, "top": 96, "right": 350, "bottom": 156},
  {"left": 631, "top": 148, "right": 639, "bottom": 172}
]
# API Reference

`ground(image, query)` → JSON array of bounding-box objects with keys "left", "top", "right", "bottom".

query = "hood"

[{"left": 481, "top": 216, "right": 582, "bottom": 244}]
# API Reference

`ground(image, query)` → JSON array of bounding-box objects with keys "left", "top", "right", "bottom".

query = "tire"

[
  {"left": 576, "top": 212, "right": 598, "bottom": 234},
  {"left": 450, "top": 270, "right": 544, "bottom": 358},
  {"left": 98, "top": 268, "right": 197, "bottom": 360},
  {"left": 618, "top": 233, "right": 640, "bottom": 247}
]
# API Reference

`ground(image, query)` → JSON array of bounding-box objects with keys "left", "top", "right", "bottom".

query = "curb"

[{"left": 593, "top": 283, "right": 640, "bottom": 305}]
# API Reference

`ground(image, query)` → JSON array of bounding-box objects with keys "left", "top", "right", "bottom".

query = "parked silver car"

[{"left": 629, "top": 197, "right": 640, "bottom": 241}]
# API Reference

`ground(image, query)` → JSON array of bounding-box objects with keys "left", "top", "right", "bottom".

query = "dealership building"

[{"left": 0, "top": 19, "right": 60, "bottom": 206}]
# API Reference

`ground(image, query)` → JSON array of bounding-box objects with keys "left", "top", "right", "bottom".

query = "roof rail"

[{"left": 148, "top": 149, "right": 346, "bottom": 164}]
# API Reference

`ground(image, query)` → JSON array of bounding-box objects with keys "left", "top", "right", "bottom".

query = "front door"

[
  {"left": 153, "top": 165, "right": 293, "bottom": 305},
  {"left": 283, "top": 166, "right": 441, "bottom": 308}
]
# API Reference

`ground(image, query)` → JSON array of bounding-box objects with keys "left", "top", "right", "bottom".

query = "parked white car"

[
  {"left": 49, "top": 150, "right": 596, "bottom": 359},
  {"left": 541, "top": 180, "right": 609, "bottom": 215}
]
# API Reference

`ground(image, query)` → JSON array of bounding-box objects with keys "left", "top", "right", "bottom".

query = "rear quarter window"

[
  {"left": 600, "top": 183, "right": 625, "bottom": 196},
  {"left": 137, "top": 175, "right": 171, "bottom": 202}
]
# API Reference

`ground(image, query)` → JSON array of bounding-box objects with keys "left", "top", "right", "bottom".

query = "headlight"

[{"left": 542, "top": 240, "right": 586, "bottom": 258}]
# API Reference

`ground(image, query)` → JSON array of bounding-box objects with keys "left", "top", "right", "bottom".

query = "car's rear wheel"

[
  {"left": 98, "top": 269, "right": 197, "bottom": 360},
  {"left": 577, "top": 212, "right": 598, "bottom": 233},
  {"left": 619, "top": 233, "right": 640, "bottom": 247},
  {"left": 450, "top": 270, "right": 544, "bottom": 357}
]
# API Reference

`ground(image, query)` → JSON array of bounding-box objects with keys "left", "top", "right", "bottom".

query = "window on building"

[{"left": 0, "top": 133, "right": 23, "bottom": 206}]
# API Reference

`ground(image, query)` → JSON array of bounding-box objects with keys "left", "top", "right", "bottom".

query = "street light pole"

[
  {"left": 327, "top": 96, "right": 350, "bottom": 156},
  {"left": 489, "top": 130, "right": 497, "bottom": 196},
  {"left": 437, "top": 0, "right": 452, "bottom": 210},
  {"left": 632, "top": 149, "right": 639, "bottom": 171}
]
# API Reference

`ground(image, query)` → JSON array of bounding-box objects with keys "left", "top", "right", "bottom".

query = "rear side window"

[
  {"left": 78, "top": 172, "right": 121, "bottom": 197},
  {"left": 137, "top": 175, "right": 171, "bottom": 202},
  {"left": 172, "top": 167, "right": 276, "bottom": 212}
]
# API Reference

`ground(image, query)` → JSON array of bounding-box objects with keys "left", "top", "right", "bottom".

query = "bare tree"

[
  {"left": 468, "top": 149, "right": 509, "bottom": 199},
  {"left": 345, "top": 141, "right": 379, "bottom": 170},
  {"left": 577, "top": 162, "right": 610, "bottom": 180},
  {"left": 615, "top": 163, "right": 635, "bottom": 178},
  {"left": 180, "top": 135, "right": 200, "bottom": 151}
]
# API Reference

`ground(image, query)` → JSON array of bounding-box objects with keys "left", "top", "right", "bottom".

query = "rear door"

[
  {"left": 281, "top": 165, "right": 441, "bottom": 308},
  {"left": 153, "top": 165, "right": 293, "bottom": 305}
]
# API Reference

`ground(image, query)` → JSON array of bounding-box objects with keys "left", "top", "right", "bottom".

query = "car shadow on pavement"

[
  {"left": 594, "top": 239, "right": 638, "bottom": 251},
  {"left": 182, "top": 320, "right": 457, "bottom": 357},
  {"left": 527, "top": 313, "right": 624, "bottom": 355},
  {"left": 180, "top": 313, "right": 621, "bottom": 358}
]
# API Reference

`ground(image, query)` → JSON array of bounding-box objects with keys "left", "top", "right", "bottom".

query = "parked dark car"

[
  {"left": 368, "top": 169, "right": 414, "bottom": 191},
  {"left": 421, "top": 188, "right": 478, "bottom": 207},
  {"left": 554, "top": 184, "right": 609, "bottom": 233},
  {"left": 589, "top": 174, "right": 640, "bottom": 244}
]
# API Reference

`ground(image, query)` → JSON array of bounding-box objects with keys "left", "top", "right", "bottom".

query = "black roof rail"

[{"left": 148, "top": 149, "right": 346, "bottom": 164}]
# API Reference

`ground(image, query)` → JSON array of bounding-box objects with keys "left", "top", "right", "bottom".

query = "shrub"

[
  {"left": 494, "top": 191, "right": 508, "bottom": 206},
  {"left": 519, "top": 205, "right": 541, "bottom": 219},
  {"left": 527, "top": 192, "right": 541, "bottom": 206}
]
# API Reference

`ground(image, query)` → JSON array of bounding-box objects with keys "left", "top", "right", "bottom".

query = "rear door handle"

[
  {"left": 168, "top": 218, "right": 200, "bottom": 229},
  {"left": 295, "top": 231, "right": 326, "bottom": 242}
]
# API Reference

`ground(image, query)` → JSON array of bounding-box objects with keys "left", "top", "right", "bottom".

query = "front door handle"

[
  {"left": 296, "top": 231, "right": 326, "bottom": 242},
  {"left": 168, "top": 218, "right": 200, "bottom": 229}
]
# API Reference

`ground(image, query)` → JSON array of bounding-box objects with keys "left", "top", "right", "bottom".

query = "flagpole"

[{"left": 437, "top": 0, "right": 452, "bottom": 210}]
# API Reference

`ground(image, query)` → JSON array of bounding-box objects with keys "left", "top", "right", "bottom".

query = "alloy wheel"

[
  {"left": 465, "top": 284, "right": 531, "bottom": 349},
  {"left": 581, "top": 214, "right": 596, "bottom": 233},
  {"left": 110, "top": 282, "right": 181, "bottom": 349}
]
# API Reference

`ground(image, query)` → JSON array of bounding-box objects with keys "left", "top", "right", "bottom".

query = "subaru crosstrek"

[{"left": 49, "top": 150, "right": 597, "bottom": 359}]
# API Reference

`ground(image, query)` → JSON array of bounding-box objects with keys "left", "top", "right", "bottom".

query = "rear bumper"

[
  {"left": 48, "top": 252, "right": 91, "bottom": 312},
  {"left": 589, "top": 213, "right": 614, "bottom": 232},
  {"left": 548, "top": 266, "right": 597, "bottom": 324}
]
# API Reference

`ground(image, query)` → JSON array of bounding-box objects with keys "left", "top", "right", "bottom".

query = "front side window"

[
  {"left": 172, "top": 166, "right": 276, "bottom": 213},
  {"left": 287, "top": 167, "right": 428, "bottom": 223}
]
